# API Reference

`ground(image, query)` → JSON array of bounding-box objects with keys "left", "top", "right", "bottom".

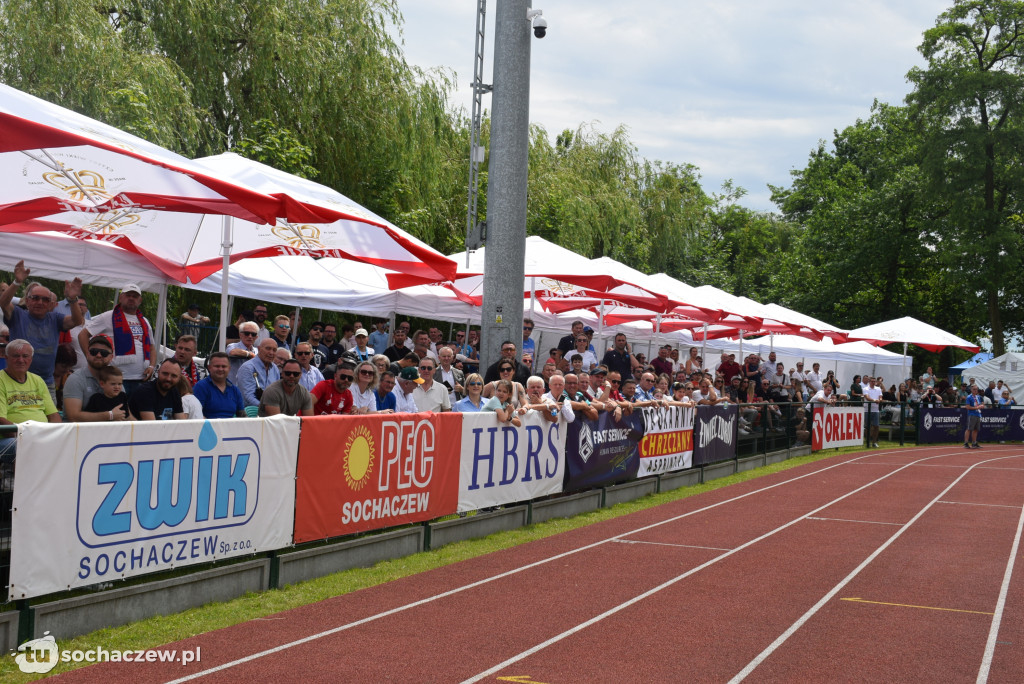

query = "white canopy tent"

[{"left": 958, "top": 352, "right": 1024, "bottom": 400}]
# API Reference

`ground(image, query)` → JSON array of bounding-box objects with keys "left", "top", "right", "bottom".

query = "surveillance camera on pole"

[{"left": 527, "top": 9, "right": 547, "bottom": 38}]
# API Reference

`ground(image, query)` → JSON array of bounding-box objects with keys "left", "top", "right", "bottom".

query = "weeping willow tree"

[{"left": 0, "top": 0, "right": 469, "bottom": 250}]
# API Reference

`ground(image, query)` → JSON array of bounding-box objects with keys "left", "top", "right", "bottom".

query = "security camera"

[
  {"left": 528, "top": 9, "right": 547, "bottom": 38},
  {"left": 533, "top": 15, "right": 548, "bottom": 38}
]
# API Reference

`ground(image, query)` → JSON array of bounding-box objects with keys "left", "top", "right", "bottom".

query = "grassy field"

[{"left": 1, "top": 443, "right": 902, "bottom": 682}]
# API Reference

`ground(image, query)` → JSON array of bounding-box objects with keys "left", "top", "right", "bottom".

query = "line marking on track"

[
  {"left": 459, "top": 449, "right": 963, "bottom": 684},
  {"left": 806, "top": 517, "right": 902, "bottom": 526},
  {"left": 840, "top": 597, "right": 994, "bottom": 615},
  {"left": 729, "top": 453, "right": 1024, "bottom": 684},
  {"left": 939, "top": 501, "right": 1023, "bottom": 510},
  {"left": 976, "top": 483, "right": 1024, "bottom": 683},
  {"left": 167, "top": 448, "right": 901, "bottom": 683},
  {"left": 611, "top": 539, "right": 732, "bottom": 551}
]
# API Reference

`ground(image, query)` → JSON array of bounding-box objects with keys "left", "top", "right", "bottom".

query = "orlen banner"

[
  {"left": 812, "top": 406, "right": 864, "bottom": 450},
  {"left": 458, "top": 411, "right": 566, "bottom": 512},
  {"left": 294, "top": 413, "right": 460, "bottom": 542},
  {"left": 9, "top": 417, "right": 299, "bottom": 601},
  {"left": 636, "top": 406, "right": 694, "bottom": 476}
]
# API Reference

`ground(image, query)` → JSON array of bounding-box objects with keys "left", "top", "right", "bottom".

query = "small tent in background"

[
  {"left": 959, "top": 352, "right": 1024, "bottom": 401},
  {"left": 947, "top": 352, "right": 993, "bottom": 385}
]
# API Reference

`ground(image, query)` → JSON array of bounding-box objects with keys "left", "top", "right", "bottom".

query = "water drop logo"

[
  {"left": 924, "top": 414, "right": 933, "bottom": 431},
  {"left": 15, "top": 631, "right": 58, "bottom": 673},
  {"left": 198, "top": 420, "right": 219, "bottom": 452}
]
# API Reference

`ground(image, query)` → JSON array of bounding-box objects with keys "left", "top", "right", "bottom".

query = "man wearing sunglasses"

[
  {"left": 63, "top": 335, "right": 124, "bottom": 422},
  {"left": 311, "top": 362, "right": 356, "bottom": 415},
  {"left": 412, "top": 357, "right": 450, "bottom": 412},
  {"left": 2, "top": 259, "right": 85, "bottom": 400},
  {"left": 293, "top": 342, "right": 325, "bottom": 391},
  {"left": 226, "top": 321, "right": 260, "bottom": 385},
  {"left": 483, "top": 340, "right": 530, "bottom": 385},
  {"left": 259, "top": 359, "right": 314, "bottom": 417}
]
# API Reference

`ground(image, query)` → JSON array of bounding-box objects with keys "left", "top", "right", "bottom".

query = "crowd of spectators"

[{"left": 1, "top": 270, "right": 1016, "bottom": 458}]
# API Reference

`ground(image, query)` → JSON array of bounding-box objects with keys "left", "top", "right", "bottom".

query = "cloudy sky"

[{"left": 394, "top": 0, "right": 952, "bottom": 211}]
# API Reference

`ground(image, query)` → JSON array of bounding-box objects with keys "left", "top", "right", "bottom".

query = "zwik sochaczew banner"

[
  {"left": 8, "top": 417, "right": 299, "bottom": 601},
  {"left": 635, "top": 405, "right": 694, "bottom": 476},
  {"left": 458, "top": 411, "right": 567, "bottom": 512},
  {"left": 293, "top": 413, "right": 460, "bottom": 543},
  {"left": 811, "top": 406, "right": 864, "bottom": 450}
]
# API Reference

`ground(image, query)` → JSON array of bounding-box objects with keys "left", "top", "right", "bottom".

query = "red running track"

[{"left": 52, "top": 445, "right": 1024, "bottom": 683}]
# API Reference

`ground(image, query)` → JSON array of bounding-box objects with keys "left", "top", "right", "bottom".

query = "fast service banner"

[
  {"left": 294, "top": 413, "right": 460, "bottom": 543},
  {"left": 977, "top": 409, "right": 1024, "bottom": 441},
  {"left": 458, "top": 411, "right": 566, "bottom": 512},
  {"left": 564, "top": 411, "right": 644, "bottom": 491},
  {"left": 917, "top": 407, "right": 966, "bottom": 443},
  {"left": 812, "top": 406, "right": 865, "bottom": 450},
  {"left": 692, "top": 404, "right": 739, "bottom": 466},
  {"left": 9, "top": 417, "right": 299, "bottom": 601},
  {"left": 636, "top": 406, "right": 694, "bottom": 476}
]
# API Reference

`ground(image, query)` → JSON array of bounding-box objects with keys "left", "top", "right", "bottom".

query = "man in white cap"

[
  {"left": 349, "top": 327, "right": 375, "bottom": 363},
  {"left": 79, "top": 282, "right": 155, "bottom": 396}
]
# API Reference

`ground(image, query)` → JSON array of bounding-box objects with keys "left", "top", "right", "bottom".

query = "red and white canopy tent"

[{"left": 846, "top": 316, "right": 981, "bottom": 382}]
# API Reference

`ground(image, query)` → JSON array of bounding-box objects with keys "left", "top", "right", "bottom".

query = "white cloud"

[{"left": 396, "top": 0, "right": 952, "bottom": 210}]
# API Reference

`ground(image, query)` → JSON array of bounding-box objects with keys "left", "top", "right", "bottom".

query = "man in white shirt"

[
  {"left": 412, "top": 357, "right": 450, "bottom": 412},
  {"left": 804, "top": 362, "right": 824, "bottom": 393},
  {"left": 808, "top": 383, "right": 836, "bottom": 411},
  {"left": 790, "top": 361, "right": 807, "bottom": 388},
  {"left": 293, "top": 342, "right": 325, "bottom": 391},
  {"left": 540, "top": 373, "right": 575, "bottom": 422},
  {"left": 391, "top": 366, "right": 422, "bottom": 413},
  {"left": 79, "top": 283, "right": 155, "bottom": 395},
  {"left": 862, "top": 376, "right": 883, "bottom": 448}
]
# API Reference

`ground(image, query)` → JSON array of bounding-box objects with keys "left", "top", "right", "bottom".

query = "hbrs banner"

[
  {"left": 293, "top": 413, "right": 460, "bottom": 543},
  {"left": 812, "top": 406, "right": 865, "bottom": 450}
]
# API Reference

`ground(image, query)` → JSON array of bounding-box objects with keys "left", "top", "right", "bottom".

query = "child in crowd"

[
  {"left": 83, "top": 366, "right": 129, "bottom": 421},
  {"left": 483, "top": 379, "right": 521, "bottom": 427}
]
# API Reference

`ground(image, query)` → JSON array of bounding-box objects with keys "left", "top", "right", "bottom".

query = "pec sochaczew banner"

[{"left": 8, "top": 417, "right": 299, "bottom": 601}]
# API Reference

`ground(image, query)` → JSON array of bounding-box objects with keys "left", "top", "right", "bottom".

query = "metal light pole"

[{"left": 479, "top": 0, "right": 535, "bottom": 372}]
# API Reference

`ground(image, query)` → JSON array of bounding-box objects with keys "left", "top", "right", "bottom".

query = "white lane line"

[
  {"left": 940, "top": 501, "right": 1024, "bottom": 510},
  {"left": 976, "top": 490, "right": 1024, "bottom": 683},
  {"left": 729, "top": 453, "right": 1024, "bottom": 684},
  {"left": 165, "top": 451, "right": 886, "bottom": 683},
  {"left": 611, "top": 539, "right": 732, "bottom": 552},
  {"left": 459, "top": 451, "right": 961, "bottom": 684},
  {"left": 806, "top": 517, "right": 902, "bottom": 526}
]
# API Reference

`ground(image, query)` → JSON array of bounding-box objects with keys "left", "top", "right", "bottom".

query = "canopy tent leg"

[
  {"left": 218, "top": 216, "right": 233, "bottom": 353},
  {"left": 290, "top": 307, "right": 301, "bottom": 348},
  {"left": 529, "top": 277, "right": 536, "bottom": 316},
  {"left": 155, "top": 282, "right": 168, "bottom": 363},
  {"left": 700, "top": 324, "right": 707, "bottom": 373},
  {"left": 388, "top": 311, "right": 397, "bottom": 346}
]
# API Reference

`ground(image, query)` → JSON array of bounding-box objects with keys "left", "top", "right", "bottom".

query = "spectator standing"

[
  {"left": 320, "top": 323, "right": 345, "bottom": 366},
  {"left": 2, "top": 262, "right": 84, "bottom": 397},
  {"left": 79, "top": 283, "right": 154, "bottom": 396},
  {"left": 601, "top": 333, "right": 639, "bottom": 381},
  {"left": 173, "top": 334, "right": 206, "bottom": 387},
  {"left": 964, "top": 384, "right": 983, "bottom": 449},
  {"left": 920, "top": 366, "right": 936, "bottom": 389},
  {"left": 128, "top": 359, "right": 187, "bottom": 420},
  {"left": 259, "top": 359, "right": 314, "bottom": 416},
  {"left": 349, "top": 328, "right": 375, "bottom": 363},
  {"left": 863, "top": 377, "right": 883, "bottom": 448},
  {"left": 179, "top": 303, "right": 209, "bottom": 337},
  {"left": 305, "top": 322, "right": 329, "bottom": 370},
  {"left": 338, "top": 324, "right": 356, "bottom": 351},
  {"left": 570, "top": 334, "right": 598, "bottom": 372},
  {"left": 251, "top": 304, "right": 271, "bottom": 342},
  {"left": 848, "top": 375, "right": 864, "bottom": 406},
  {"left": 238, "top": 339, "right": 280, "bottom": 407},
  {"left": 521, "top": 318, "right": 536, "bottom": 369},
  {"left": 557, "top": 321, "right": 585, "bottom": 358},
  {"left": 383, "top": 327, "right": 412, "bottom": 363},
  {"left": 804, "top": 362, "right": 824, "bottom": 393},
  {"left": 412, "top": 357, "right": 450, "bottom": 412},
  {"left": 368, "top": 320, "right": 390, "bottom": 355},
  {"left": 435, "top": 347, "right": 465, "bottom": 405},
  {"left": 193, "top": 352, "right": 245, "bottom": 419}
]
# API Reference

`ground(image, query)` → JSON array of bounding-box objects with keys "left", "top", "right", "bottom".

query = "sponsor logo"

[
  {"left": 466, "top": 423, "right": 561, "bottom": 490},
  {"left": 698, "top": 414, "right": 735, "bottom": 448},
  {"left": 924, "top": 414, "right": 932, "bottom": 431},
  {"left": 579, "top": 423, "right": 594, "bottom": 463}
]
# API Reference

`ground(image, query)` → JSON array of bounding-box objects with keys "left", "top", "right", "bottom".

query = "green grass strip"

[{"left": 3, "top": 443, "right": 904, "bottom": 681}]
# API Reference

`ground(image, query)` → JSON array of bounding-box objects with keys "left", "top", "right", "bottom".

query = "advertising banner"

[
  {"left": 9, "top": 417, "right": 299, "bottom": 601},
  {"left": 458, "top": 411, "right": 566, "bottom": 512},
  {"left": 564, "top": 411, "right": 644, "bottom": 491},
  {"left": 918, "top": 407, "right": 1024, "bottom": 443},
  {"left": 692, "top": 404, "right": 739, "bottom": 466},
  {"left": 636, "top": 406, "right": 695, "bottom": 476},
  {"left": 294, "top": 413, "right": 460, "bottom": 543},
  {"left": 812, "top": 406, "right": 865, "bottom": 450}
]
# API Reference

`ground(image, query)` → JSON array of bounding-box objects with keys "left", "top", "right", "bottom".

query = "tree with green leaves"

[{"left": 907, "top": 0, "right": 1024, "bottom": 355}]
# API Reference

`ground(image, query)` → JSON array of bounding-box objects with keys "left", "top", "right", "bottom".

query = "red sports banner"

[
  {"left": 812, "top": 406, "right": 864, "bottom": 451},
  {"left": 294, "top": 413, "right": 461, "bottom": 542}
]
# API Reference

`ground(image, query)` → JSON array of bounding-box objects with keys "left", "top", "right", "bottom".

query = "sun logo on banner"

[
  {"left": 270, "top": 224, "right": 326, "bottom": 250},
  {"left": 43, "top": 169, "right": 113, "bottom": 202},
  {"left": 343, "top": 425, "right": 376, "bottom": 491}
]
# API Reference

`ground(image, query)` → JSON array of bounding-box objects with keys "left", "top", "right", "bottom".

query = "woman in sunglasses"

[
  {"left": 482, "top": 363, "right": 525, "bottom": 408},
  {"left": 454, "top": 373, "right": 486, "bottom": 412},
  {"left": 350, "top": 361, "right": 379, "bottom": 415}
]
